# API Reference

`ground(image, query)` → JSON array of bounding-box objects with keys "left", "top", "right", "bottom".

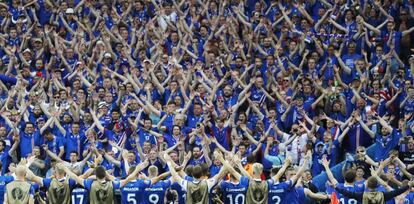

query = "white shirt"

[{"left": 282, "top": 133, "right": 308, "bottom": 165}]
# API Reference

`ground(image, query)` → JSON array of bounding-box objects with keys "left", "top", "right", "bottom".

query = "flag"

[{"left": 331, "top": 192, "right": 339, "bottom": 204}]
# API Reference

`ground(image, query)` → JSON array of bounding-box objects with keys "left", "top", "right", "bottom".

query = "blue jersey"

[
  {"left": 267, "top": 179, "right": 293, "bottom": 204},
  {"left": 336, "top": 183, "right": 360, "bottom": 204},
  {"left": 354, "top": 180, "right": 365, "bottom": 192},
  {"left": 142, "top": 180, "right": 171, "bottom": 204},
  {"left": 71, "top": 187, "right": 88, "bottom": 204},
  {"left": 377, "top": 185, "right": 395, "bottom": 204},
  {"left": 0, "top": 176, "right": 14, "bottom": 203},
  {"left": 121, "top": 179, "right": 151, "bottom": 204},
  {"left": 171, "top": 182, "right": 186, "bottom": 204},
  {"left": 285, "top": 187, "right": 306, "bottom": 204},
  {"left": 220, "top": 176, "right": 249, "bottom": 204},
  {"left": 404, "top": 192, "right": 414, "bottom": 204}
]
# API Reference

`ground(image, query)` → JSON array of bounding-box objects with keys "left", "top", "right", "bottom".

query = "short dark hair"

[
  {"left": 200, "top": 163, "right": 209, "bottom": 177},
  {"left": 367, "top": 176, "right": 378, "bottom": 189},
  {"left": 344, "top": 170, "right": 356, "bottom": 183},
  {"left": 95, "top": 166, "right": 107, "bottom": 179},
  {"left": 42, "top": 129, "right": 52, "bottom": 136},
  {"left": 192, "top": 165, "right": 203, "bottom": 179},
  {"left": 70, "top": 151, "right": 78, "bottom": 156}
]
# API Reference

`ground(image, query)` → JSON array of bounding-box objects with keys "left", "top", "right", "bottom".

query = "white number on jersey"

[{"left": 226, "top": 194, "right": 245, "bottom": 204}]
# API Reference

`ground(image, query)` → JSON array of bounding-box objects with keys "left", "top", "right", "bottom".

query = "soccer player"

[
  {"left": 58, "top": 163, "right": 123, "bottom": 204},
  {"left": 283, "top": 151, "right": 330, "bottom": 204},
  {"left": 26, "top": 164, "right": 77, "bottom": 204},
  {"left": 165, "top": 153, "right": 224, "bottom": 204},
  {"left": 334, "top": 176, "right": 413, "bottom": 203},
  {"left": 119, "top": 166, "right": 151, "bottom": 204},
  {"left": 267, "top": 156, "right": 301, "bottom": 204},
  {"left": 62, "top": 160, "right": 150, "bottom": 204},
  {"left": 71, "top": 185, "right": 88, "bottom": 204},
  {"left": 322, "top": 157, "right": 361, "bottom": 204},
  {"left": 142, "top": 166, "right": 172, "bottom": 204},
  {"left": 216, "top": 151, "right": 249, "bottom": 204},
  {"left": 4, "top": 164, "right": 35, "bottom": 204},
  {"left": 0, "top": 163, "right": 14, "bottom": 204}
]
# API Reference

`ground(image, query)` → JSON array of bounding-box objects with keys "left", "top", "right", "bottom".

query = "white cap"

[
  {"left": 33, "top": 38, "right": 42, "bottom": 42},
  {"left": 104, "top": 52, "right": 112, "bottom": 58},
  {"left": 97, "top": 40, "right": 104, "bottom": 45},
  {"left": 22, "top": 48, "right": 31, "bottom": 54},
  {"left": 65, "top": 8, "right": 75, "bottom": 14},
  {"left": 98, "top": 102, "right": 108, "bottom": 109}
]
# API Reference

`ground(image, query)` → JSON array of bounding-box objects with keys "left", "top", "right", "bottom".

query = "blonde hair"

[
  {"left": 252, "top": 163, "right": 263, "bottom": 175},
  {"left": 15, "top": 165, "right": 27, "bottom": 177},
  {"left": 148, "top": 166, "right": 158, "bottom": 177}
]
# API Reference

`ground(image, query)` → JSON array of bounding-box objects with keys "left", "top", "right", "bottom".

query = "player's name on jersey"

[
  {"left": 225, "top": 187, "right": 247, "bottom": 192},
  {"left": 144, "top": 187, "right": 164, "bottom": 191},
  {"left": 72, "top": 188, "right": 86, "bottom": 193},
  {"left": 269, "top": 189, "right": 285, "bottom": 193},
  {"left": 123, "top": 187, "right": 140, "bottom": 191}
]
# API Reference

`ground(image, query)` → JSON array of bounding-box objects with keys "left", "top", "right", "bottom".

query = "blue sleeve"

[
  {"left": 29, "top": 185, "right": 35, "bottom": 196},
  {"left": 42, "top": 178, "right": 52, "bottom": 188},
  {"left": 241, "top": 176, "right": 249, "bottom": 187},
  {"left": 58, "top": 137, "right": 65, "bottom": 147},
  {"left": 5, "top": 176, "right": 13, "bottom": 183},
  {"left": 285, "top": 179, "right": 293, "bottom": 188},
  {"left": 105, "top": 129, "right": 114, "bottom": 141},
  {"left": 0, "top": 74, "right": 17, "bottom": 85},
  {"left": 83, "top": 179, "right": 93, "bottom": 191},
  {"left": 112, "top": 181, "right": 121, "bottom": 189},
  {"left": 69, "top": 178, "right": 76, "bottom": 189},
  {"left": 392, "top": 129, "right": 402, "bottom": 141},
  {"left": 220, "top": 181, "right": 227, "bottom": 189}
]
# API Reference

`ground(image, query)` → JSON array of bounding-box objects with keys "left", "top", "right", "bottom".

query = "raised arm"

[
  {"left": 356, "top": 116, "right": 375, "bottom": 139},
  {"left": 58, "top": 163, "right": 85, "bottom": 186},
  {"left": 272, "top": 156, "right": 291, "bottom": 182},
  {"left": 120, "top": 160, "right": 150, "bottom": 187},
  {"left": 321, "top": 157, "right": 338, "bottom": 185}
]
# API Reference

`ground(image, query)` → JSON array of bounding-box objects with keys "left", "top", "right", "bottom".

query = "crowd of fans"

[{"left": 0, "top": 0, "right": 414, "bottom": 203}]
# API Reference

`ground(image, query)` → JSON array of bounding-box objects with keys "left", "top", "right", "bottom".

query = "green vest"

[
  {"left": 186, "top": 180, "right": 209, "bottom": 204},
  {"left": 89, "top": 180, "right": 114, "bottom": 204},
  {"left": 246, "top": 179, "right": 268, "bottom": 204},
  {"left": 6, "top": 180, "right": 31, "bottom": 204},
  {"left": 362, "top": 192, "right": 385, "bottom": 204},
  {"left": 47, "top": 177, "right": 71, "bottom": 204}
]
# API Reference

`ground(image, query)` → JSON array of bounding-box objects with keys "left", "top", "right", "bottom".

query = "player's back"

[
  {"left": 71, "top": 186, "right": 89, "bottom": 204},
  {"left": 221, "top": 176, "right": 249, "bottom": 204},
  {"left": 267, "top": 179, "right": 292, "bottom": 204},
  {"left": 404, "top": 192, "right": 414, "bottom": 204},
  {"left": 284, "top": 186, "right": 306, "bottom": 204},
  {"left": 0, "top": 176, "right": 13, "bottom": 204},
  {"left": 121, "top": 179, "right": 150, "bottom": 204},
  {"left": 142, "top": 180, "right": 171, "bottom": 204},
  {"left": 336, "top": 183, "right": 360, "bottom": 204}
]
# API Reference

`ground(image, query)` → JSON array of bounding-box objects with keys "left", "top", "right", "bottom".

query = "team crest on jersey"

[
  {"left": 191, "top": 189, "right": 203, "bottom": 202},
  {"left": 54, "top": 185, "right": 66, "bottom": 199},
  {"left": 12, "top": 187, "right": 24, "bottom": 200},
  {"left": 96, "top": 189, "right": 108, "bottom": 201},
  {"left": 253, "top": 188, "right": 264, "bottom": 201}
]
